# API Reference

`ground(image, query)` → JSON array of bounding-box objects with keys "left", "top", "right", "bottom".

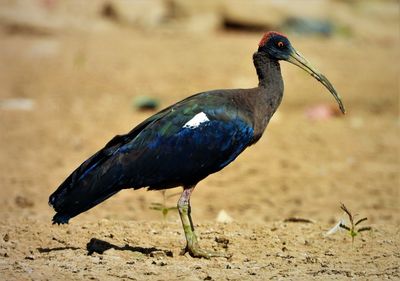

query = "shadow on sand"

[
  {"left": 37, "top": 238, "right": 173, "bottom": 257},
  {"left": 86, "top": 238, "right": 173, "bottom": 256}
]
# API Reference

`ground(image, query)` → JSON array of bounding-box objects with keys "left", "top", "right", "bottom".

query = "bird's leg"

[{"left": 178, "top": 186, "right": 230, "bottom": 259}]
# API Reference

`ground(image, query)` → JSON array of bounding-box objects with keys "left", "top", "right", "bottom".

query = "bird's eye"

[{"left": 277, "top": 41, "right": 284, "bottom": 48}]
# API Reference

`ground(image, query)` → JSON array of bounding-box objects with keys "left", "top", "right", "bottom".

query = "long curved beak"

[{"left": 286, "top": 48, "right": 345, "bottom": 114}]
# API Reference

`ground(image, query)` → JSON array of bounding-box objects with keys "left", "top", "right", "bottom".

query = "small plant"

[
  {"left": 326, "top": 203, "right": 371, "bottom": 243},
  {"left": 149, "top": 190, "right": 179, "bottom": 221}
]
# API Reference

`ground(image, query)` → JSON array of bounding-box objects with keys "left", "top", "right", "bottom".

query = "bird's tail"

[{"left": 49, "top": 161, "right": 123, "bottom": 224}]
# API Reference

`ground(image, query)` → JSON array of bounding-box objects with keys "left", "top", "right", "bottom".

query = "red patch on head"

[{"left": 258, "top": 31, "right": 287, "bottom": 47}]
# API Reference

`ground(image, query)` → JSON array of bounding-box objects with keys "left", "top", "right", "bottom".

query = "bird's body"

[
  {"left": 49, "top": 32, "right": 344, "bottom": 258},
  {"left": 50, "top": 55, "right": 284, "bottom": 224}
]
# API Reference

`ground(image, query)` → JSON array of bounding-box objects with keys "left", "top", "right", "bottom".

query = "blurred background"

[{"left": 0, "top": 0, "right": 399, "bottom": 227}]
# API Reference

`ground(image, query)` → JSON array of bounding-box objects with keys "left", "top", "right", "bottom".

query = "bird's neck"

[
  {"left": 253, "top": 52, "right": 283, "bottom": 89},
  {"left": 249, "top": 52, "right": 284, "bottom": 144}
]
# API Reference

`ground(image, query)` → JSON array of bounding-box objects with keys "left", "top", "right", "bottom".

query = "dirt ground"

[{"left": 0, "top": 3, "right": 399, "bottom": 281}]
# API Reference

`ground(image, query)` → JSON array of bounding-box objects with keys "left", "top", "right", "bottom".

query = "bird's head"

[{"left": 258, "top": 31, "right": 345, "bottom": 114}]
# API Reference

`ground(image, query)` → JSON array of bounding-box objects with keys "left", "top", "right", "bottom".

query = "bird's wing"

[
  {"left": 60, "top": 104, "right": 174, "bottom": 190},
  {"left": 114, "top": 95, "right": 255, "bottom": 189},
  {"left": 58, "top": 92, "right": 208, "bottom": 187}
]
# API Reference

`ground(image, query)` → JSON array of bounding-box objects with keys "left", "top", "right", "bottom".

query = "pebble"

[
  {"left": 150, "top": 250, "right": 170, "bottom": 259},
  {"left": 15, "top": 196, "right": 34, "bottom": 208},
  {"left": 216, "top": 210, "right": 233, "bottom": 223},
  {"left": 150, "top": 251, "right": 167, "bottom": 259},
  {"left": 133, "top": 96, "right": 159, "bottom": 111},
  {"left": 215, "top": 237, "right": 229, "bottom": 249},
  {"left": 0, "top": 98, "right": 35, "bottom": 111},
  {"left": 151, "top": 260, "right": 167, "bottom": 266},
  {"left": 25, "top": 255, "right": 35, "bottom": 260}
]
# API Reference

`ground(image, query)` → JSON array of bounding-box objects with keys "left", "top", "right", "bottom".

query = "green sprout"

[
  {"left": 149, "top": 190, "right": 179, "bottom": 221},
  {"left": 338, "top": 203, "right": 371, "bottom": 243},
  {"left": 326, "top": 203, "right": 371, "bottom": 244}
]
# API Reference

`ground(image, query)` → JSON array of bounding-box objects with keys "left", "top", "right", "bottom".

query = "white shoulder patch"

[{"left": 183, "top": 112, "right": 210, "bottom": 129}]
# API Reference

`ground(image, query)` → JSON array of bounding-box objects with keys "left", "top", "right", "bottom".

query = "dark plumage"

[{"left": 49, "top": 31, "right": 345, "bottom": 258}]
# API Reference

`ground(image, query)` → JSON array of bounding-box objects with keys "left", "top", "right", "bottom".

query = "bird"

[{"left": 49, "top": 31, "right": 345, "bottom": 258}]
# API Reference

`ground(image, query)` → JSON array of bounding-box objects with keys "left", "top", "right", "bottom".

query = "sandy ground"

[{"left": 0, "top": 4, "right": 399, "bottom": 280}]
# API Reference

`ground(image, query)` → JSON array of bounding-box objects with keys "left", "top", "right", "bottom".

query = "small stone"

[
  {"left": 0, "top": 98, "right": 35, "bottom": 111},
  {"left": 324, "top": 250, "right": 334, "bottom": 256},
  {"left": 3, "top": 233, "right": 9, "bottom": 242},
  {"left": 215, "top": 237, "right": 229, "bottom": 249},
  {"left": 164, "top": 250, "right": 173, "bottom": 257},
  {"left": 25, "top": 255, "right": 35, "bottom": 260},
  {"left": 283, "top": 217, "right": 313, "bottom": 223},
  {"left": 150, "top": 250, "right": 166, "bottom": 259},
  {"left": 216, "top": 210, "right": 233, "bottom": 223},
  {"left": 152, "top": 260, "right": 167, "bottom": 266},
  {"left": 133, "top": 96, "right": 159, "bottom": 111},
  {"left": 15, "top": 196, "right": 34, "bottom": 208}
]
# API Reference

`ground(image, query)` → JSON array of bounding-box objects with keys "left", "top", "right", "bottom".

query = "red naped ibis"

[{"left": 49, "top": 31, "right": 345, "bottom": 258}]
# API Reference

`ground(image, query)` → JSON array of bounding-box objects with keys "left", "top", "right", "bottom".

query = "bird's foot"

[{"left": 180, "top": 244, "right": 231, "bottom": 259}]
